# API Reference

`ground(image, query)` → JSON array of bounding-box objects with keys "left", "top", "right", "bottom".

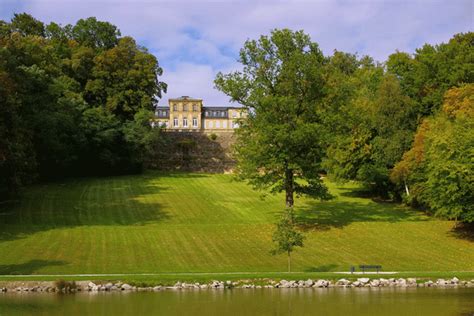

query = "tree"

[
  {"left": 271, "top": 208, "right": 304, "bottom": 272},
  {"left": 10, "top": 13, "right": 45, "bottom": 37},
  {"left": 71, "top": 17, "right": 121, "bottom": 50},
  {"left": 391, "top": 84, "right": 474, "bottom": 223},
  {"left": 215, "top": 29, "right": 331, "bottom": 208},
  {"left": 323, "top": 66, "right": 418, "bottom": 197},
  {"left": 0, "top": 14, "right": 166, "bottom": 198},
  {"left": 387, "top": 32, "right": 473, "bottom": 117}
]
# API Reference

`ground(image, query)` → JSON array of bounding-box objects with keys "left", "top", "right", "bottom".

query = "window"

[
  {"left": 208, "top": 121, "right": 213, "bottom": 128},
  {"left": 183, "top": 117, "right": 188, "bottom": 127},
  {"left": 216, "top": 121, "right": 220, "bottom": 128},
  {"left": 192, "top": 117, "right": 198, "bottom": 128},
  {"left": 223, "top": 121, "right": 227, "bottom": 129},
  {"left": 221, "top": 111, "right": 225, "bottom": 117},
  {"left": 173, "top": 118, "right": 179, "bottom": 127},
  {"left": 206, "top": 111, "right": 210, "bottom": 116},
  {"left": 193, "top": 104, "right": 198, "bottom": 111},
  {"left": 183, "top": 104, "right": 188, "bottom": 111},
  {"left": 232, "top": 111, "right": 237, "bottom": 118},
  {"left": 173, "top": 104, "right": 178, "bottom": 111}
]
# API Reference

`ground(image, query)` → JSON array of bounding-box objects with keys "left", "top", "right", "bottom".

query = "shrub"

[
  {"left": 55, "top": 279, "right": 77, "bottom": 292},
  {"left": 209, "top": 133, "right": 218, "bottom": 141}
]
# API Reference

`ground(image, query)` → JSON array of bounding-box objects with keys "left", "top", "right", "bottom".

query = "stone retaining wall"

[
  {"left": 146, "top": 131, "right": 236, "bottom": 173},
  {"left": 1, "top": 277, "right": 473, "bottom": 293}
]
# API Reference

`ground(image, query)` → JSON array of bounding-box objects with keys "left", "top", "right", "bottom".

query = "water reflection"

[{"left": 0, "top": 288, "right": 473, "bottom": 316}]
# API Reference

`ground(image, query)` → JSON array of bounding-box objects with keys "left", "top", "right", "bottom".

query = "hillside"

[{"left": 0, "top": 172, "right": 472, "bottom": 275}]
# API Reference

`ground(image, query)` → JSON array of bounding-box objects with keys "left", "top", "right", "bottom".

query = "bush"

[
  {"left": 209, "top": 133, "right": 218, "bottom": 141},
  {"left": 55, "top": 279, "right": 77, "bottom": 292}
]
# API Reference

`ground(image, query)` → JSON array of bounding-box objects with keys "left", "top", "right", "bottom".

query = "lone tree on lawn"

[
  {"left": 272, "top": 208, "right": 304, "bottom": 272},
  {"left": 215, "top": 29, "right": 332, "bottom": 208}
]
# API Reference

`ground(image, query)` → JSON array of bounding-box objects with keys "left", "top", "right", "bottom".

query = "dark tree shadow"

[
  {"left": 0, "top": 260, "right": 67, "bottom": 275},
  {"left": 0, "top": 173, "right": 172, "bottom": 242},
  {"left": 304, "top": 264, "right": 338, "bottom": 272},
  {"left": 295, "top": 199, "right": 428, "bottom": 231},
  {"left": 449, "top": 223, "right": 474, "bottom": 242}
]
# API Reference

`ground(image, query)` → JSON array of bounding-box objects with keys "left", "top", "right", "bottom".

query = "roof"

[
  {"left": 156, "top": 105, "right": 243, "bottom": 109},
  {"left": 168, "top": 96, "right": 202, "bottom": 101}
]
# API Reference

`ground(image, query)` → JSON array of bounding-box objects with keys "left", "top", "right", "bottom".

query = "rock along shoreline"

[{"left": 1, "top": 277, "right": 473, "bottom": 294}]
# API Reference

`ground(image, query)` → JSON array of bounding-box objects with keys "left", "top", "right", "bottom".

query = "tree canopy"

[
  {"left": 0, "top": 13, "right": 166, "bottom": 199},
  {"left": 215, "top": 29, "right": 331, "bottom": 208}
]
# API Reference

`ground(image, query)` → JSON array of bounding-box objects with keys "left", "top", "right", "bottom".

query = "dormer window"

[
  {"left": 193, "top": 104, "right": 198, "bottom": 111},
  {"left": 173, "top": 104, "right": 178, "bottom": 111},
  {"left": 183, "top": 104, "right": 188, "bottom": 111}
]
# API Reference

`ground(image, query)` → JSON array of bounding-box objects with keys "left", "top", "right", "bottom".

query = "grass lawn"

[{"left": 0, "top": 172, "right": 473, "bottom": 279}]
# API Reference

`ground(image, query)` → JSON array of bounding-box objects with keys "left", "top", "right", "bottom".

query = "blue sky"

[{"left": 1, "top": 0, "right": 472, "bottom": 106}]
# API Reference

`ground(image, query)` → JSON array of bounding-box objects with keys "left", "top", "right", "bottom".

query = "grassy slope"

[{"left": 0, "top": 172, "right": 472, "bottom": 277}]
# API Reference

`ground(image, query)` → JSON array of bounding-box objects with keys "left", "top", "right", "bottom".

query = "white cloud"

[{"left": 1, "top": 0, "right": 472, "bottom": 105}]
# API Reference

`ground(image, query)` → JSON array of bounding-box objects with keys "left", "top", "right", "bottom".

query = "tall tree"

[{"left": 215, "top": 29, "right": 331, "bottom": 208}]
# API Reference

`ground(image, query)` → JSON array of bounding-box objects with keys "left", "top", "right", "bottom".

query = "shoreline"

[{"left": 1, "top": 277, "right": 473, "bottom": 294}]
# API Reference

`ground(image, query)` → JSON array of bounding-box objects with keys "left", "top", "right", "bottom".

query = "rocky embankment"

[{"left": 0, "top": 277, "right": 473, "bottom": 293}]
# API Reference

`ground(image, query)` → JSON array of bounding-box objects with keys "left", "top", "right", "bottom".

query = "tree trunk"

[
  {"left": 285, "top": 168, "right": 294, "bottom": 208},
  {"left": 404, "top": 180, "right": 410, "bottom": 196},
  {"left": 288, "top": 250, "right": 291, "bottom": 273}
]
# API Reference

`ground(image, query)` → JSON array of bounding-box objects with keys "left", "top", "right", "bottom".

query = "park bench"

[{"left": 359, "top": 265, "right": 382, "bottom": 274}]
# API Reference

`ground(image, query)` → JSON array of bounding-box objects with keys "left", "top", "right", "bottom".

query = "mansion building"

[{"left": 153, "top": 96, "right": 245, "bottom": 132}]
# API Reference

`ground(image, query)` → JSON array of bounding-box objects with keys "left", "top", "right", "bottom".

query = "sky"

[{"left": 1, "top": 0, "right": 472, "bottom": 106}]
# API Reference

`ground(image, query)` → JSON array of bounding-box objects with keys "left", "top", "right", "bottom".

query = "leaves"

[
  {"left": 271, "top": 208, "right": 305, "bottom": 255},
  {"left": 216, "top": 29, "right": 331, "bottom": 206}
]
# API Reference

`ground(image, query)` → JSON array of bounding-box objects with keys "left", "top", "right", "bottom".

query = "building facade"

[{"left": 153, "top": 96, "right": 245, "bottom": 132}]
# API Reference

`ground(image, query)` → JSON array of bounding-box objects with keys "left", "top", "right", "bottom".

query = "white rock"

[
  {"left": 436, "top": 279, "right": 447, "bottom": 286},
  {"left": 314, "top": 280, "right": 327, "bottom": 288},
  {"left": 304, "top": 279, "right": 314, "bottom": 287},
  {"left": 451, "top": 277, "right": 459, "bottom": 284},
  {"left": 357, "top": 278, "right": 370, "bottom": 284},
  {"left": 121, "top": 284, "right": 133, "bottom": 290},
  {"left": 336, "top": 279, "right": 350, "bottom": 286},
  {"left": 370, "top": 280, "right": 380, "bottom": 287}
]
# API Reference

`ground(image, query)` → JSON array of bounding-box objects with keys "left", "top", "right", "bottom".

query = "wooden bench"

[{"left": 359, "top": 265, "right": 382, "bottom": 274}]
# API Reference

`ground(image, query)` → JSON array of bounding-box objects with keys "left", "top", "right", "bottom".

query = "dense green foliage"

[
  {"left": 391, "top": 84, "right": 474, "bottom": 223},
  {"left": 215, "top": 29, "right": 332, "bottom": 208},
  {"left": 0, "top": 172, "right": 472, "bottom": 274},
  {"left": 0, "top": 13, "right": 166, "bottom": 199},
  {"left": 217, "top": 29, "right": 472, "bottom": 222}
]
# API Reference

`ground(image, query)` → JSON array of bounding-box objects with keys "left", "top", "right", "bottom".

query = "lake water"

[{"left": 0, "top": 288, "right": 473, "bottom": 315}]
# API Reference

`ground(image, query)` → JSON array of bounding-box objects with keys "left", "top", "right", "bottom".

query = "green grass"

[{"left": 0, "top": 172, "right": 472, "bottom": 280}]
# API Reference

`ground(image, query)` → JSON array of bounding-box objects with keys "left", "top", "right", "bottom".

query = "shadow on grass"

[
  {"left": 449, "top": 223, "right": 474, "bottom": 242},
  {"left": 0, "top": 173, "right": 174, "bottom": 242},
  {"left": 0, "top": 260, "right": 67, "bottom": 275},
  {"left": 295, "top": 199, "right": 428, "bottom": 231},
  {"left": 304, "top": 264, "right": 338, "bottom": 272}
]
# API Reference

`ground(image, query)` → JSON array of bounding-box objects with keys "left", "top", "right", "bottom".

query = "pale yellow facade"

[{"left": 153, "top": 96, "right": 246, "bottom": 132}]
